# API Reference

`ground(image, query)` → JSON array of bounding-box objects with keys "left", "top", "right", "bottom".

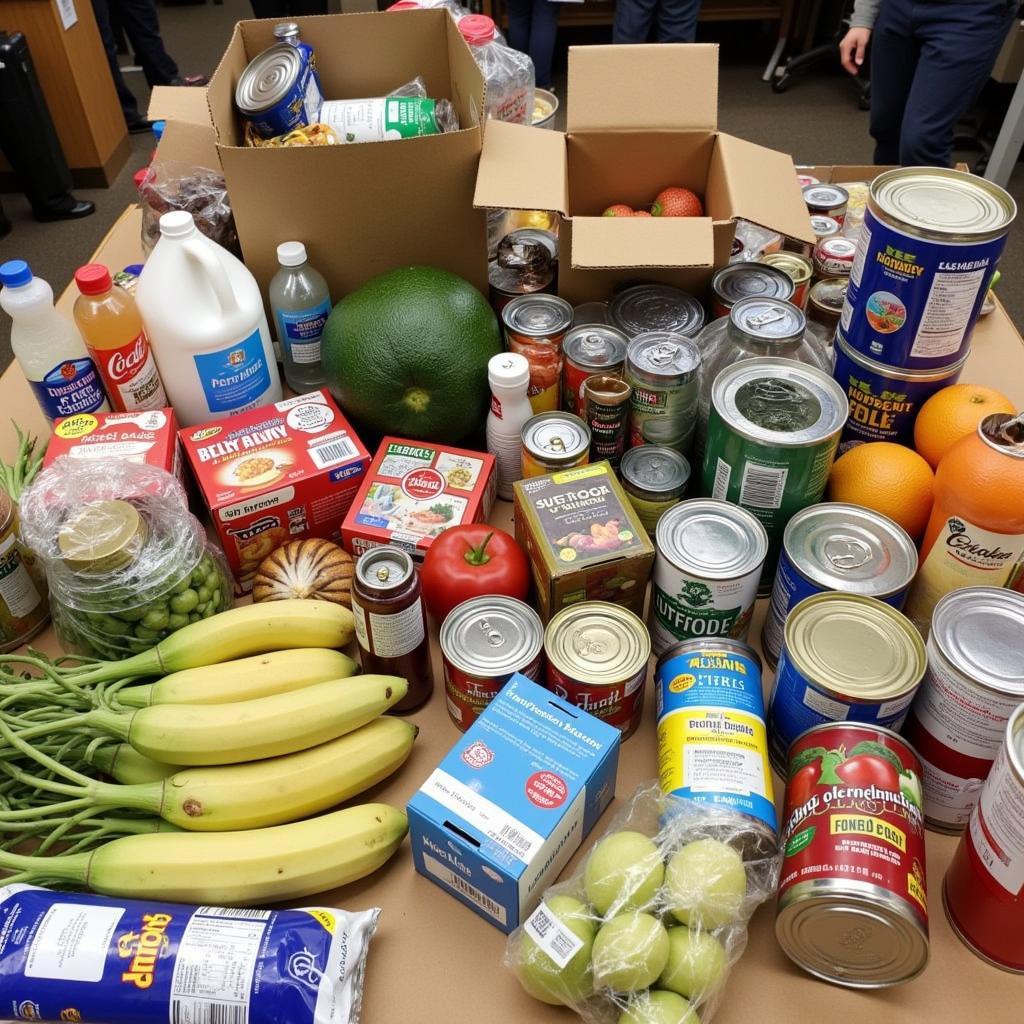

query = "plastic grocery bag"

[{"left": 504, "top": 783, "right": 780, "bottom": 1024}]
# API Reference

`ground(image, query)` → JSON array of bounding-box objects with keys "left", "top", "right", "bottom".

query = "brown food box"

[
  {"left": 474, "top": 44, "right": 815, "bottom": 304},
  {"left": 513, "top": 461, "right": 654, "bottom": 622}
]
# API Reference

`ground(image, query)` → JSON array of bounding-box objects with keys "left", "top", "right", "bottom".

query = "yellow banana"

[{"left": 87, "top": 743, "right": 181, "bottom": 785}]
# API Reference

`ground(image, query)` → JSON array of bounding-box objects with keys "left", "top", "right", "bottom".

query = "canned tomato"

[
  {"left": 0, "top": 492, "right": 48, "bottom": 652},
  {"left": 760, "top": 252, "right": 813, "bottom": 309},
  {"left": 620, "top": 445, "right": 690, "bottom": 537},
  {"left": 943, "top": 702, "right": 1024, "bottom": 972},
  {"left": 235, "top": 43, "right": 322, "bottom": 140},
  {"left": 521, "top": 411, "right": 590, "bottom": 478},
  {"left": 768, "top": 592, "right": 927, "bottom": 775},
  {"left": 833, "top": 330, "right": 966, "bottom": 453},
  {"left": 625, "top": 332, "right": 701, "bottom": 454},
  {"left": 656, "top": 637, "right": 776, "bottom": 837},
  {"left": 901, "top": 587, "right": 1024, "bottom": 831},
  {"left": 583, "top": 374, "right": 631, "bottom": 469},
  {"left": 802, "top": 183, "right": 850, "bottom": 225},
  {"left": 709, "top": 263, "right": 795, "bottom": 319},
  {"left": 502, "top": 294, "right": 574, "bottom": 413},
  {"left": 806, "top": 277, "right": 847, "bottom": 333},
  {"left": 544, "top": 601, "right": 650, "bottom": 737},
  {"left": 777, "top": 722, "right": 929, "bottom": 987},
  {"left": 762, "top": 503, "right": 917, "bottom": 667},
  {"left": 609, "top": 283, "right": 705, "bottom": 339},
  {"left": 649, "top": 498, "right": 767, "bottom": 655},
  {"left": 811, "top": 215, "right": 840, "bottom": 242},
  {"left": 813, "top": 236, "right": 858, "bottom": 280},
  {"left": 440, "top": 596, "right": 545, "bottom": 731},
  {"left": 702, "top": 357, "right": 848, "bottom": 590},
  {"left": 561, "top": 325, "right": 628, "bottom": 415},
  {"left": 841, "top": 168, "right": 1015, "bottom": 369}
]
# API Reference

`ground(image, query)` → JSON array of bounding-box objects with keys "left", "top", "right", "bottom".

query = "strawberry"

[
  {"left": 602, "top": 204, "right": 634, "bottom": 217},
  {"left": 651, "top": 187, "right": 704, "bottom": 217},
  {"left": 633, "top": 210, "right": 652, "bottom": 217}
]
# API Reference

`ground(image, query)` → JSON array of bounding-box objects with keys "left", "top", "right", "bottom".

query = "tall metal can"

[
  {"left": 583, "top": 374, "right": 631, "bottom": 470},
  {"left": 561, "top": 325, "right": 627, "bottom": 416},
  {"left": 625, "top": 331, "right": 701, "bottom": 455}
]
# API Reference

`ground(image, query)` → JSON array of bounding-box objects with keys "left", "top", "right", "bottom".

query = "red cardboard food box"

[
  {"left": 180, "top": 390, "right": 370, "bottom": 593},
  {"left": 44, "top": 409, "right": 181, "bottom": 477},
  {"left": 342, "top": 438, "right": 496, "bottom": 561}
]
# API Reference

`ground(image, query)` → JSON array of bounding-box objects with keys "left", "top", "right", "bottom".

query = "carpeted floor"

[{"left": 2, "top": 1, "right": 1023, "bottom": 369}]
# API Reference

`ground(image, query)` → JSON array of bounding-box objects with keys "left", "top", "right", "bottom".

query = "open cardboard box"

[{"left": 475, "top": 44, "right": 816, "bottom": 304}]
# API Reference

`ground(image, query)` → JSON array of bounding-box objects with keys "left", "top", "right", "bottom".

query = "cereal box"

[
  {"left": 179, "top": 390, "right": 370, "bottom": 593},
  {"left": 342, "top": 438, "right": 496, "bottom": 561},
  {"left": 44, "top": 409, "right": 180, "bottom": 477}
]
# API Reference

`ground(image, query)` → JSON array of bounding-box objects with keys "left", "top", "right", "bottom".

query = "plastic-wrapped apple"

[
  {"left": 618, "top": 990, "right": 698, "bottom": 1024},
  {"left": 591, "top": 912, "right": 670, "bottom": 992},
  {"left": 663, "top": 838, "right": 746, "bottom": 929},
  {"left": 584, "top": 831, "right": 666, "bottom": 915},
  {"left": 658, "top": 926, "right": 729, "bottom": 1000},
  {"left": 512, "top": 895, "right": 596, "bottom": 1006}
]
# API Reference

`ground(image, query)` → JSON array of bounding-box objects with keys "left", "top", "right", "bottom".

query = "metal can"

[
  {"left": 813, "top": 236, "right": 858, "bottom": 280},
  {"left": 609, "top": 283, "right": 705, "bottom": 339},
  {"left": 761, "top": 503, "right": 918, "bottom": 667},
  {"left": 833, "top": 330, "right": 966, "bottom": 453},
  {"left": 901, "top": 587, "right": 1024, "bottom": 832},
  {"left": 943, "top": 702, "right": 1024, "bottom": 972},
  {"left": 234, "top": 43, "right": 321, "bottom": 140},
  {"left": 709, "top": 263, "right": 795, "bottom": 319},
  {"left": 488, "top": 230, "right": 557, "bottom": 314},
  {"left": 561, "top": 325, "right": 628, "bottom": 415},
  {"left": 841, "top": 168, "right": 1015, "bottom": 369},
  {"left": 440, "top": 596, "right": 545, "bottom": 731},
  {"left": 777, "top": 722, "right": 929, "bottom": 988},
  {"left": 573, "top": 301, "right": 610, "bottom": 327},
  {"left": 583, "top": 374, "right": 632, "bottom": 470},
  {"left": 811, "top": 215, "right": 840, "bottom": 242},
  {"left": 625, "top": 331, "right": 701, "bottom": 454},
  {"left": 802, "top": 183, "right": 850, "bottom": 225},
  {"left": 702, "top": 357, "right": 848, "bottom": 590},
  {"left": 806, "top": 277, "right": 847, "bottom": 333},
  {"left": 767, "top": 592, "right": 927, "bottom": 775},
  {"left": 521, "top": 411, "right": 590, "bottom": 478},
  {"left": 796, "top": 172, "right": 820, "bottom": 188},
  {"left": 0, "top": 492, "right": 48, "bottom": 652},
  {"left": 656, "top": 638, "right": 776, "bottom": 837},
  {"left": 760, "top": 252, "right": 813, "bottom": 309},
  {"left": 544, "top": 601, "right": 651, "bottom": 737},
  {"left": 649, "top": 498, "right": 768, "bottom": 655},
  {"left": 502, "top": 294, "right": 574, "bottom": 414},
  {"left": 619, "top": 445, "right": 690, "bottom": 537},
  {"left": 351, "top": 545, "right": 433, "bottom": 712}
]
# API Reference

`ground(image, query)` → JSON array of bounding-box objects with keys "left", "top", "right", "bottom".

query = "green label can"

[{"left": 625, "top": 332, "right": 701, "bottom": 454}]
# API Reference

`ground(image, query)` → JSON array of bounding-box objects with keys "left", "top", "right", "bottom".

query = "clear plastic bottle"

[
  {"left": 269, "top": 242, "right": 331, "bottom": 393},
  {"left": 0, "top": 260, "right": 109, "bottom": 423},
  {"left": 458, "top": 15, "right": 534, "bottom": 126},
  {"left": 486, "top": 352, "right": 533, "bottom": 500}
]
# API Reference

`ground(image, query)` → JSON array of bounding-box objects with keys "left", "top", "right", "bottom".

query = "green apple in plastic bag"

[
  {"left": 658, "top": 926, "right": 728, "bottom": 1000},
  {"left": 512, "top": 895, "right": 596, "bottom": 1006},
  {"left": 619, "top": 989, "right": 698, "bottom": 1024},
  {"left": 663, "top": 838, "right": 746, "bottom": 929},
  {"left": 584, "top": 831, "right": 665, "bottom": 916},
  {"left": 591, "top": 912, "right": 670, "bottom": 992}
]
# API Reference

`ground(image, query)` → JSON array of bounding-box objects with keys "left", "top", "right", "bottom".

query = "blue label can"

[
  {"left": 235, "top": 42, "right": 322, "bottom": 140},
  {"left": 841, "top": 168, "right": 1014, "bottom": 370}
]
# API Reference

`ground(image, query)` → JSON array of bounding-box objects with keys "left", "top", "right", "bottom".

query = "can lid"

[
  {"left": 235, "top": 43, "right": 304, "bottom": 116},
  {"left": 563, "top": 326, "right": 628, "bottom": 370},
  {"left": 277, "top": 241, "right": 308, "bottom": 267},
  {"left": 760, "top": 251, "right": 813, "bottom": 284},
  {"left": 810, "top": 215, "right": 839, "bottom": 237},
  {"left": 655, "top": 498, "right": 768, "bottom": 580},
  {"left": 58, "top": 500, "right": 146, "bottom": 573},
  {"left": 582, "top": 374, "right": 631, "bottom": 405},
  {"left": 626, "top": 332, "right": 701, "bottom": 383},
  {"left": 809, "top": 278, "right": 848, "bottom": 314},
  {"left": 522, "top": 412, "right": 590, "bottom": 462},
  {"left": 729, "top": 297, "right": 806, "bottom": 343},
  {"left": 931, "top": 587, "right": 1024, "bottom": 695},
  {"left": 978, "top": 411, "right": 1024, "bottom": 458},
  {"left": 441, "top": 596, "right": 543, "bottom": 677},
  {"left": 802, "top": 183, "right": 850, "bottom": 208},
  {"left": 784, "top": 593, "right": 926, "bottom": 700},
  {"left": 355, "top": 546, "right": 414, "bottom": 593},
  {"left": 502, "top": 293, "right": 573, "bottom": 338},
  {"left": 711, "top": 264, "right": 794, "bottom": 305},
  {"left": 609, "top": 284, "right": 705, "bottom": 338},
  {"left": 620, "top": 445, "right": 690, "bottom": 497},
  {"left": 488, "top": 352, "right": 530, "bottom": 390},
  {"left": 544, "top": 601, "right": 650, "bottom": 685}
]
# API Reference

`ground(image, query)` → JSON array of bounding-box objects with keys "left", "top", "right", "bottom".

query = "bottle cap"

[
  {"left": 74, "top": 264, "right": 113, "bottom": 296},
  {"left": 274, "top": 21, "right": 300, "bottom": 39},
  {"left": 387, "top": 1, "right": 423, "bottom": 9},
  {"left": 277, "top": 241, "right": 308, "bottom": 267},
  {"left": 159, "top": 211, "right": 195, "bottom": 239},
  {"left": 459, "top": 14, "right": 495, "bottom": 44},
  {"left": 0, "top": 260, "right": 32, "bottom": 288},
  {"left": 132, "top": 168, "right": 150, "bottom": 191},
  {"left": 152, "top": 120, "right": 166, "bottom": 142},
  {"left": 488, "top": 351, "right": 530, "bottom": 390}
]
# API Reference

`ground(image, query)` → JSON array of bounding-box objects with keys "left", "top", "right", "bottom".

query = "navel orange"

[{"left": 913, "top": 383, "right": 1015, "bottom": 469}]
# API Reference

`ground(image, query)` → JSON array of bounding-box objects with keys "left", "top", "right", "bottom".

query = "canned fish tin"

[
  {"left": 503, "top": 293, "right": 574, "bottom": 413},
  {"left": 609, "top": 284, "right": 705, "bottom": 339},
  {"left": 583, "top": 374, "right": 631, "bottom": 469},
  {"left": 761, "top": 503, "right": 918, "bottom": 667},
  {"left": 625, "top": 332, "right": 701, "bottom": 454},
  {"left": 760, "top": 252, "right": 813, "bottom": 309},
  {"left": 806, "top": 278, "right": 847, "bottom": 333},
  {"left": 767, "top": 592, "right": 927, "bottom": 775},
  {"left": 901, "top": 587, "right": 1024, "bottom": 832},
  {"left": 777, "top": 722, "right": 929, "bottom": 987},
  {"left": 702, "top": 357, "right": 848, "bottom": 590},
  {"left": 650, "top": 499, "right": 768, "bottom": 655},
  {"left": 521, "top": 411, "right": 590, "bottom": 478},
  {"left": 813, "top": 236, "right": 858, "bottom": 280},
  {"left": 544, "top": 601, "right": 651, "bottom": 737},
  {"left": 656, "top": 638, "right": 776, "bottom": 837},
  {"left": 562, "top": 325, "right": 628, "bottom": 415},
  {"left": 943, "top": 702, "right": 1024, "bottom": 972},
  {"left": 841, "top": 168, "right": 1015, "bottom": 369},
  {"left": 619, "top": 445, "right": 690, "bottom": 537},
  {"left": 709, "top": 263, "right": 795, "bottom": 319},
  {"left": 0, "top": 493, "right": 48, "bottom": 652},
  {"left": 802, "top": 183, "right": 850, "bottom": 225},
  {"left": 235, "top": 43, "right": 321, "bottom": 140},
  {"left": 440, "top": 595, "right": 545, "bottom": 731},
  {"left": 833, "top": 330, "right": 966, "bottom": 453},
  {"left": 811, "top": 215, "right": 840, "bottom": 242}
]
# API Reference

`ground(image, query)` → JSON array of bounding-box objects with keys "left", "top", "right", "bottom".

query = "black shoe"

[
  {"left": 169, "top": 75, "right": 208, "bottom": 87},
  {"left": 32, "top": 198, "right": 96, "bottom": 222},
  {"left": 127, "top": 117, "right": 155, "bottom": 134}
]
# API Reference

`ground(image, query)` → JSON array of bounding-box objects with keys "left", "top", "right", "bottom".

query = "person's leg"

[
  {"left": 89, "top": 0, "right": 146, "bottom": 127},
  {"left": 250, "top": 0, "right": 288, "bottom": 15},
  {"left": 655, "top": 0, "right": 701, "bottom": 43},
  {"left": 613, "top": 0, "right": 659, "bottom": 44},
  {"left": 898, "top": 0, "right": 1017, "bottom": 166},
  {"left": 867, "top": 0, "right": 918, "bottom": 165},
  {"left": 505, "top": 0, "right": 533, "bottom": 57},
  {"left": 528, "top": 0, "right": 560, "bottom": 89},
  {"left": 112, "top": 0, "right": 179, "bottom": 87},
  {"left": 288, "top": 0, "right": 329, "bottom": 13}
]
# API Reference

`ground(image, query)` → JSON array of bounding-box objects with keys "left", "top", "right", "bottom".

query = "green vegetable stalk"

[{"left": 0, "top": 422, "right": 45, "bottom": 502}]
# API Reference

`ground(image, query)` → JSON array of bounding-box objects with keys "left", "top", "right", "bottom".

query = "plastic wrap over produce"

[
  {"left": 138, "top": 161, "right": 238, "bottom": 257},
  {"left": 0, "top": 884, "right": 379, "bottom": 1024},
  {"left": 505, "top": 784, "right": 780, "bottom": 1024}
]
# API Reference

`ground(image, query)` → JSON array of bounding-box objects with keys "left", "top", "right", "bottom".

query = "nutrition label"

[
  {"left": 0, "top": 536, "right": 41, "bottom": 618},
  {"left": 353, "top": 596, "right": 425, "bottom": 657},
  {"left": 913, "top": 268, "right": 987, "bottom": 358},
  {"left": 920, "top": 756, "right": 984, "bottom": 826}
]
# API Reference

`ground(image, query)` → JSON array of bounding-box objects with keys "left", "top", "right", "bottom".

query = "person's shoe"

[
  {"left": 32, "top": 197, "right": 96, "bottom": 222},
  {"left": 127, "top": 116, "right": 155, "bottom": 134},
  {"left": 169, "top": 74, "right": 208, "bottom": 87}
]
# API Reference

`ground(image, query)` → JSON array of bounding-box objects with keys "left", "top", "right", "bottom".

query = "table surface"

[{"left": 4, "top": 206, "right": 1024, "bottom": 1024}]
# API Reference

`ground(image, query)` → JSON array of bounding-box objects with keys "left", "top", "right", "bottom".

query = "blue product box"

[{"left": 407, "top": 674, "right": 620, "bottom": 933}]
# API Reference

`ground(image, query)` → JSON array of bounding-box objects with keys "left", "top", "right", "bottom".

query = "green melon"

[{"left": 322, "top": 266, "right": 502, "bottom": 443}]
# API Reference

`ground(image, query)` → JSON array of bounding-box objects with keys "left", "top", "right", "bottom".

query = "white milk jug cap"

[
  {"left": 277, "top": 241, "right": 308, "bottom": 267},
  {"left": 159, "top": 211, "right": 196, "bottom": 238},
  {"left": 488, "top": 351, "right": 530, "bottom": 390}
]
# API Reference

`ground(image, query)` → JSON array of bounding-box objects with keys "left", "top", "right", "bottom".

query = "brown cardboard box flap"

[
  {"left": 567, "top": 44, "right": 719, "bottom": 133},
  {"left": 571, "top": 216, "right": 714, "bottom": 269},
  {"left": 147, "top": 86, "right": 220, "bottom": 168},
  {"left": 474, "top": 120, "right": 567, "bottom": 214},
  {"left": 148, "top": 86, "right": 212, "bottom": 127}
]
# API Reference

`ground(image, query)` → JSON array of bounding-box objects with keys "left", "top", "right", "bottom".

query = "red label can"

[{"left": 776, "top": 722, "right": 929, "bottom": 987}]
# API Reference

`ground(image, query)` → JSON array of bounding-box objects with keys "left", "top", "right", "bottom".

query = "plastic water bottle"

[
  {"left": 269, "top": 242, "right": 331, "bottom": 393},
  {"left": 486, "top": 352, "right": 533, "bottom": 500},
  {"left": 0, "top": 260, "right": 109, "bottom": 423}
]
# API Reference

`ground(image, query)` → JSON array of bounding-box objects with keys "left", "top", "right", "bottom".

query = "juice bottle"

[
  {"left": 73, "top": 264, "right": 167, "bottom": 412},
  {"left": 486, "top": 351, "right": 532, "bottom": 501},
  {"left": 268, "top": 242, "right": 331, "bottom": 393},
  {"left": 905, "top": 412, "right": 1024, "bottom": 631}
]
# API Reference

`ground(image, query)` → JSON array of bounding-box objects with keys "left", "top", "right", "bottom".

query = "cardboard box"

[
  {"left": 474, "top": 44, "right": 814, "bottom": 303},
  {"left": 513, "top": 462, "right": 655, "bottom": 622},
  {"left": 407, "top": 673, "right": 620, "bottom": 933},
  {"left": 44, "top": 409, "right": 180, "bottom": 478},
  {"left": 179, "top": 390, "right": 370, "bottom": 592},
  {"left": 204, "top": 11, "right": 488, "bottom": 297}
]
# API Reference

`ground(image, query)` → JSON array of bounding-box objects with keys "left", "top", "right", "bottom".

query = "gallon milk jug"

[{"left": 136, "top": 211, "right": 281, "bottom": 426}]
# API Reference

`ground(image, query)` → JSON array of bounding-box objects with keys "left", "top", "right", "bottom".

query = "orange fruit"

[
  {"left": 827, "top": 442, "right": 935, "bottom": 538},
  {"left": 913, "top": 383, "right": 1015, "bottom": 468}
]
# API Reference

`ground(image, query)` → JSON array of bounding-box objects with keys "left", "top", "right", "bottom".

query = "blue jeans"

[
  {"left": 506, "top": 0, "right": 560, "bottom": 88},
  {"left": 613, "top": 0, "right": 701, "bottom": 43},
  {"left": 869, "top": 0, "right": 1017, "bottom": 166}
]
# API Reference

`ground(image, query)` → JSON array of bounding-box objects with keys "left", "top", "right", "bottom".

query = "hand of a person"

[{"left": 839, "top": 27, "right": 872, "bottom": 75}]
